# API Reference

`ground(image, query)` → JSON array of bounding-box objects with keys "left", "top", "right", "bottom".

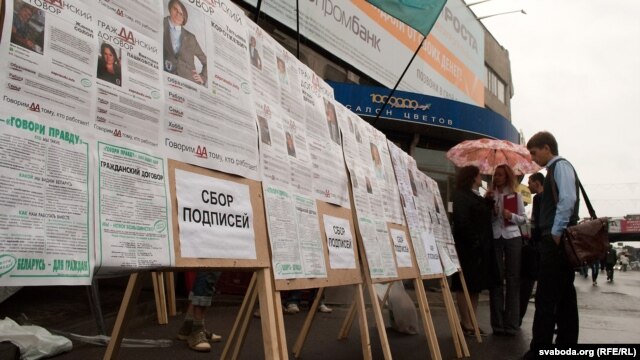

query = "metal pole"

[
  {"left": 253, "top": 0, "right": 263, "bottom": 23},
  {"left": 373, "top": 34, "right": 427, "bottom": 125},
  {"left": 296, "top": 0, "right": 300, "bottom": 59}
]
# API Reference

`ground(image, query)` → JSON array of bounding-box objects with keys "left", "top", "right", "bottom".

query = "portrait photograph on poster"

[
  {"left": 162, "top": 0, "right": 208, "bottom": 87},
  {"left": 96, "top": 41, "right": 122, "bottom": 86},
  {"left": 11, "top": 0, "right": 45, "bottom": 54},
  {"left": 249, "top": 35, "right": 262, "bottom": 70}
]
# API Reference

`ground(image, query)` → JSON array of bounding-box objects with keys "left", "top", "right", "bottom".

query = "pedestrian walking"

[
  {"left": 523, "top": 131, "right": 581, "bottom": 359},
  {"left": 620, "top": 254, "right": 629, "bottom": 272},
  {"left": 605, "top": 245, "right": 617, "bottom": 282},
  {"left": 591, "top": 260, "right": 600, "bottom": 286}
]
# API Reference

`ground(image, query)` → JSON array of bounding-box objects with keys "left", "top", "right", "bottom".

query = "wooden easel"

[
  {"left": 150, "top": 271, "right": 177, "bottom": 325},
  {"left": 222, "top": 200, "right": 372, "bottom": 360},
  {"left": 103, "top": 160, "right": 282, "bottom": 359},
  {"left": 455, "top": 267, "right": 482, "bottom": 343},
  {"left": 336, "top": 222, "right": 445, "bottom": 360}
]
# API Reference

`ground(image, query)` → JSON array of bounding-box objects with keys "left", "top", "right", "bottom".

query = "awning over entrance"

[{"left": 330, "top": 82, "right": 520, "bottom": 143}]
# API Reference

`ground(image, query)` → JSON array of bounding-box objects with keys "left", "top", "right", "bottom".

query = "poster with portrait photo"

[
  {"left": 370, "top": 142, "right": 383, "bottom": 179},
  {"left": 162, "top": 0, "right": 208, "bottom": 88},
  {"left": 161, "top": 0, "right": 259, "bottom": 180},
  {"left": 276, "top": 46, "right": 305, "bottom": 121},
  {"left": 285, "top": 131, "right": 296, "bottom": 157},
  {"left": 0, "top": 0, "right": 97, "bottom": 138},
  {"left": 248, "top": 35, "right": 262, "bottom": 70},
  {"left": 246, "top": 19, "right": 280, "bottom": 105},
  {"left": 276, "top": 56, "right": 289, "bottom": 87},
  {"left": 10, "top": 0, "right": 45, "bottom": 55},
  {"left": 255, "top": 99, "right": 290, "bottom": 189},
  {"left": 324, "top": 98, "right": 340, "bottom": 145},
  {"left": 258, "top": 115, "right": 271, "bottom": 146},
  {"left": 96, "top": 41, "right": 122, "bottom": 87},
  {"left": 92, "top": 12, "right": 163, "bottom": 149},
  {"left": 365, "top": 176, "right": 373, "bottom": 194}
]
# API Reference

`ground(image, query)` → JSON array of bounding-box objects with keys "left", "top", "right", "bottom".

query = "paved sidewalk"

[{"left": 3, "top": 271, "right": 638, "bottom": 359}]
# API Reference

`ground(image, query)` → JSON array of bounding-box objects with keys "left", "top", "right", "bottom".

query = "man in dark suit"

[
  {"left": 163, "top": 0, "right": 207, "bottom": 86},
  {"left": 523, "top": 132, "right": 580, "bottom": 359},
  {"left": 249, "top": 36, "right": 262, "bottom": 70}
]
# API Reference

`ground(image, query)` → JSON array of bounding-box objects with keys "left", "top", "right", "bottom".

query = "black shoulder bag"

[{"left": 549, "top": 165, "right": 609, "bottom": 268}]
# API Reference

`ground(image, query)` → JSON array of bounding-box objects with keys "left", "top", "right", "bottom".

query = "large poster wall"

[{"left": 0, "top": 0, "right": 456, "bottom": 287}]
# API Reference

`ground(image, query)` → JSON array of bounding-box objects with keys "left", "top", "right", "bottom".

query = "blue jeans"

[{"left": 190, "top": 272, "right": 221, "bottom": 307}]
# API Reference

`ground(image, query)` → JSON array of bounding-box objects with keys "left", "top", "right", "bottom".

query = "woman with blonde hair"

[{"left": 487, "top": 164, "right": 526, "bottom": 336}]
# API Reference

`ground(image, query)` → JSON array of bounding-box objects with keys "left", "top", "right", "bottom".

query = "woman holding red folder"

[{"left": 486, "top": 164, "right": 527, "bottom": 336}]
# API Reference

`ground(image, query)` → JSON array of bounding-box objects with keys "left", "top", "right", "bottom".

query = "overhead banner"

[{"left": 242, "top": 0, "right": 484, "bottom": 105}]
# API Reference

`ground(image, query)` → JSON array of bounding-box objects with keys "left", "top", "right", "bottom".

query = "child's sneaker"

[
  {"left": 284, "top": 303, "right": 300, "bottom": 314},
  {"left": 318, "top": 304, "right": 333, "bottom": 313},
  {"left": 206, "top": 330, "right": 222, "bottom": 342},
  {"left": 187, "top": 330, "right": 211, "bottom": 352}
]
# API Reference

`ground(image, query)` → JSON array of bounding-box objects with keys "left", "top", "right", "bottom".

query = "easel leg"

[
  {"left": 338, "top": 297, "right": 357, "bottom": 340},
  {"left": 440, "top": 277, "right": 470, "bottom": 358},
  {"left": 440, "top": 278, "right": 462, "bottom": 358},
  {"left": 365, "top": 282, "right": 392, "bottom": 360},
  {"left": 380, "top": 283, "right": 392, "bottom": 308},
  {"left": 414, "top": 279, "right": 442, "bottom": 360},
  {"left": 355, "top": 283, "right": 372, "bottom": 360},
  {"left": 338, "top": 283, "right": 390, "bottom": 341},
  {"left": 221, "top": 273, "right": 257, "bottom": 360},
  {"left": 458, "top": 270, "right": 482, "bottom": 343},
  {"left": 273, "top": 290, "right": 288, "bottom": 360},
  {"left": 151, "top": 272, "right": 168, "bottom": 324},
  {"left": 165, "top": 272, "right": 177, "bottom": 317},
  {"left": 256, "top": 268, "right": 285, "bottom": 360},
  {"left": 103, "top": 272, "right": 146, "bottom": 360},
  {"left": 292, "top": 287, "right": 324, "bottom": 358}
]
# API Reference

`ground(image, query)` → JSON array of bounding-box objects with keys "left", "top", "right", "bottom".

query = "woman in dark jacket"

[{"left": 451, "top": 165, "right": 498, "bottom": 335}]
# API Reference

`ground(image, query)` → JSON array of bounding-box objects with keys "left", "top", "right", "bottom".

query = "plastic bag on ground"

[
  {"left": 374, "top": 282, "right": 418, "bottom": 335},
  {"left": 0, "top": 317, "right": 72, "bottom": 360},
  {"left": 387, "top": 281, "right": 419, "bottom": 334}
]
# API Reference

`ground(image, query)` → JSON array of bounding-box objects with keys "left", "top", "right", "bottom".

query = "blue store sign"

[{"left": 329, "top": 82, "right": 520, "bottom": 143}]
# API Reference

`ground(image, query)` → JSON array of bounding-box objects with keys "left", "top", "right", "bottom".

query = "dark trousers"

[
  {"left": 490, "top": 236, "right": 521, "bottom": 333},
  {"left": 591, "top": 261, "right": 600, "bottom": 283},
  {"left": 520, "top": 239, "right": 539, "bottom": 325},
  {"left": 530, "top": 235, "right": 578, "bottom": 348},
  {"left": 519, "top": 277, "right": 535, "bottom": 325},
  {"left": 605, "top": 264, "right": 614, "bottom": 281}
]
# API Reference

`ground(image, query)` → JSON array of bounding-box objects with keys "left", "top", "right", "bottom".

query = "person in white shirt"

[{"left": 486, "top": 164, "right": 526, "bottom": 336}]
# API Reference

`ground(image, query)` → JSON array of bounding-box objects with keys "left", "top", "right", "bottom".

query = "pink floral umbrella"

[{"left": 446, "top": 138, "right": 541, "bottom": 175}]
